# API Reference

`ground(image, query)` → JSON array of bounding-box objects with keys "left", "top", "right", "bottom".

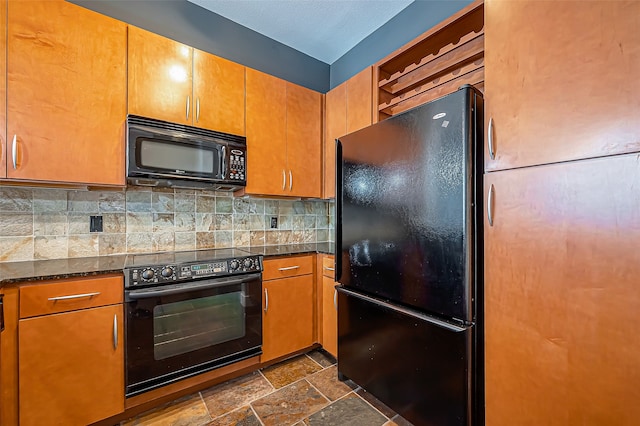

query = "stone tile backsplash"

[{"left": 0, "top": 186, "right": 335, "bottom": 263}]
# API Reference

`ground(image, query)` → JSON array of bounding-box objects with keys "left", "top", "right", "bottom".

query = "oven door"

[{"left": 124, "top": 273, "right": 262, "bottom": 397}]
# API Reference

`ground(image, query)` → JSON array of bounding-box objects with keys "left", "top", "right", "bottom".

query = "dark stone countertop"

[{"left": 0, "top": 243, "right": 335, "bottom": 285}]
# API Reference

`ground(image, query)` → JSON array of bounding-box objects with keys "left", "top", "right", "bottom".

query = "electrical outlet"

[
  {"left": 270, "top": 217, "right": 278, "bottom": 229},
  {"left": 90, "top": 215, "right": 103, "bottom": 233}
]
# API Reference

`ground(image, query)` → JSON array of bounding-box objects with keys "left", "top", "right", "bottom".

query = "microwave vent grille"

[{"left": 126, "top": 115, "right": 246, "bottom": 145}]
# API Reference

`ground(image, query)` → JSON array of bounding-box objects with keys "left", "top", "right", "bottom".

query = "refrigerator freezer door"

[
  {"left": 337, "top": 287, "right": 473, "bottom": 426},
  {"left": 337, "top": 87, "right": 482, "bottom": 322}
]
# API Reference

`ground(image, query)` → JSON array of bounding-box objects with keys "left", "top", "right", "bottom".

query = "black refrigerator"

[{"left": 335, "top": 86, "right": 484, "bottom": 426}]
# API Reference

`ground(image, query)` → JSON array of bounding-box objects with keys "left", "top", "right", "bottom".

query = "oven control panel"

[{"left": 125, "top": 255, "right": 263, "bottom": 288}]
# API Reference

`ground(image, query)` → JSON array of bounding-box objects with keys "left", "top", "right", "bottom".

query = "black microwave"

[{"left": 126, "top": 115, "right": 246, "bottom": 191}]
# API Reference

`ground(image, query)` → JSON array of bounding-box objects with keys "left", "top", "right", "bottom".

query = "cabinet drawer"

[
  {"left": 20, "top": 275, "right": 123, "bottom": 319},
  {"left": 263, "top": 255, "right": 313, "bottom": 281},
  {"left": 322, "top": 255, "right": 335, "bottom": 279}
]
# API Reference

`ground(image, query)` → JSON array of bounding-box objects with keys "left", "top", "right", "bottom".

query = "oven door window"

[{"left": 153, "top": 292, "right": 244, "bottom": 360}]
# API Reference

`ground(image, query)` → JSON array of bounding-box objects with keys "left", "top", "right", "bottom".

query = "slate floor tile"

[
  {"left": 306, "top": 365, "right": 354, "bottom": 401},
  {"left": 122, "top": 393, "right": 210, "bottom": 426},
  {"left": 306, "top": 393, "right": 387, "bottom": 426},
  {"left": 251, "top": 380, "right": 329, "bottom": 426},
  {"left": 261, "top": 354, "right": 323, "bottom": 389},
  {"left": 201, "top": 371, "right": 273, "bottom": 418},
  {"left": 306, "top": 349, "right": 336, "bottom": 368},
  {"left": 207, "top": 406, "right": 261, "bottom": 426}
]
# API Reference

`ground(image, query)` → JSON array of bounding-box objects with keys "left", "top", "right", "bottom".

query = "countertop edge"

[{"left": 0, "top": 243, "right": 334, "bottom": 285}]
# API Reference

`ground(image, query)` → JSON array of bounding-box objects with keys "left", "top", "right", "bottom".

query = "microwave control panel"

[{"left": 229, "top": 149, "right": 245, "bottom": 181}]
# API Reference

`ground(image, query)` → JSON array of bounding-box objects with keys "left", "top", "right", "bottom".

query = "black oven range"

[{"left": 123, "top": 248, "right": 263, "bottom": 397}]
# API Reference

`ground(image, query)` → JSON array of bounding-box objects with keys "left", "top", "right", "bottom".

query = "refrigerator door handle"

[
  {"left": 335, "top": 139, "right": 343, "bottom": 282},
  {"left": 337, "top": 286, "right": 469, "bottom": 333}
]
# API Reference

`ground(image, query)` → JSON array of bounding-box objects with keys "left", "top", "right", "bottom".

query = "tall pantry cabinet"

[{"left": 483, "top": 1, "right": 640, "bottom": 424}]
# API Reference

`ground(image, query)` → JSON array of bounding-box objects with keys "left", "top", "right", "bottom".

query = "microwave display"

[{"left": 139, "top": 139, "right": 217, "bottom": 174}]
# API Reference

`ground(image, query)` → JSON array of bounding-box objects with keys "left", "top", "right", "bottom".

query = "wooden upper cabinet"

[
  {"left": 245, "top": 68, "right": 287, "bottom": 196},
  {"left": 346, "top": 66, "right": 373, "bottom": 133},
  {"left": 0, "top": 0, "right": 6, "bottom": 179},
  {"left": 322, "top": 68, "right": 373, "bottom": 199},
  {"left": 6, "top": 0, "right": 127, "bottom": 185},
  {"left": 484, "top": 0, "right": 640, "bottom": 172},
  {"left": 323, "top": 82, "right": 346, "bottom": 199},
  {"left": 245, "top": 68, "right": 322, "bottom": 198},
  {"left": 286, "top": 82, "right": 322, "bottom": 198},
  {"left": 128, "top": 26, "right": 193, "bottom": 125},
  {"left": 193, "top": 50, "right": 245, "bottom": 136},
  {"left": 128, "top": 27, "right": 246, "bottom": 135},
  {"left": 484, "top": 154, "right": 640, "bottom": 425}
]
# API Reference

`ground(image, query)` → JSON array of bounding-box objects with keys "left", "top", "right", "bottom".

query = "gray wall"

[
  {"left": 72, "top": 0, "right": 473, "bottom": 93},
  {"left": 71, "top": 0, "right": 330, "bottom": 92},
  {"left": 330, "top": 0, "right": 473, "bottom": 89}
]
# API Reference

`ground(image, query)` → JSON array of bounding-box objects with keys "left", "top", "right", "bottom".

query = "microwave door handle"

[{"left": 221, "top": 146, "right": 227, "bottom": 179}]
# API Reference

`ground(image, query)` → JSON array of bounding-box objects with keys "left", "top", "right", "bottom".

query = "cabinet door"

[
  {"left": 128, "top": 26, "right": 193, "bottom": 125},
  {"left": 346, "top": 67, "right": 373, "bottom": 134},
  {"left": 484, "top": 154, "right": 640, "bottom": 425},
  {"left": 323, "top": 82, "right": 347, "bottom": 199},
  {"left": 484, "top": 1, "right": 640, "bottom": 172},
  {"left": 19, "top": 304, "right": 124, "bottom": 426},
  {"left": 0, "top": 0, "right": 6, "bottom": 179},
  {"left": 262, "top": 275, "right": 314, "bottom": 362},
  {"left": 286, "top": 82, "right": 322, "bottom": 198},
  {"left": 7, "top": 0, "right": 126, "bottom": 185},
  {"left": 193, "top": 50, "right": 245, "bottom": 136},
  {"left": 245, "top": 68, "right": 287, "bottom": 196},
  {"left": 321, "top": 275, "right": 338, "bottom": 358}
]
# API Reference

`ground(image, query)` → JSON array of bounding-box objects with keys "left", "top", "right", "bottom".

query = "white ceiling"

[{"left": 187, "top": 0, "right": 414, "bottom": 64}]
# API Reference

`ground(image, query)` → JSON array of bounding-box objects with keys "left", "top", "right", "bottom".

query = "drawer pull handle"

[
  {"left": 47, "top": 292, "right": 100, "bottom": 301},
  {"left": 289, "top": 170, "right": 293, "bottom": 191},
  {"left": 282, "top": 170, "right": 286, "bottom": 190},
  {"left": 278, "top": 266, "right": 300, "bottom": 271},
  {"left": 324, "top": 266, "right": 335, "bottom": 271}
]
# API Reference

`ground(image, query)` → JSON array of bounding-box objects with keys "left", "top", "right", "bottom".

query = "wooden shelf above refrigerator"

[{"left": 374, "top": 0, "right": 484, "bottom": 122}]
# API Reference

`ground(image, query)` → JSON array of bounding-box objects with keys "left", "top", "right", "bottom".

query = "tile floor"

[{"left": 121, "top": 350, "right": 413, "bottom": 426}]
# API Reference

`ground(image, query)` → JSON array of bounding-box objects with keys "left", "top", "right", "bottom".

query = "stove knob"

[
  {"left": 161, "top": 267, "right": 174, "bottom": 278},
  {"left": 141, "top": 269, "right": 155, "bottom": 280},
  {"left": 230, "top": 260, "right": 240, "bottom": 271},
  {"left": 243, "top": 258, "right": 253, "bottom": 269}
]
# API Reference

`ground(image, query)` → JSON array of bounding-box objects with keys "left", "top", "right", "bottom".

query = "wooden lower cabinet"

[
  {"left": 262, "top": 255, "right": 315, "bottom": 363},
  {"left": 262, "top": 275, "right": 314, "bottom": 363},
  {"left": 484, "top": 153, "right": 640, "bottom": 425},
  {"left": 320, "top": 275, "right": 337, "bottom": 358},
  {"left": 19, "top": 303, "right": 124, "bottom": 426}
]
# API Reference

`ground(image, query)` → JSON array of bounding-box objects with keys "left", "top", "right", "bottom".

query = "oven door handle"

[{"left": 126, "top": 273, "right": 262, "bottom": 300}]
